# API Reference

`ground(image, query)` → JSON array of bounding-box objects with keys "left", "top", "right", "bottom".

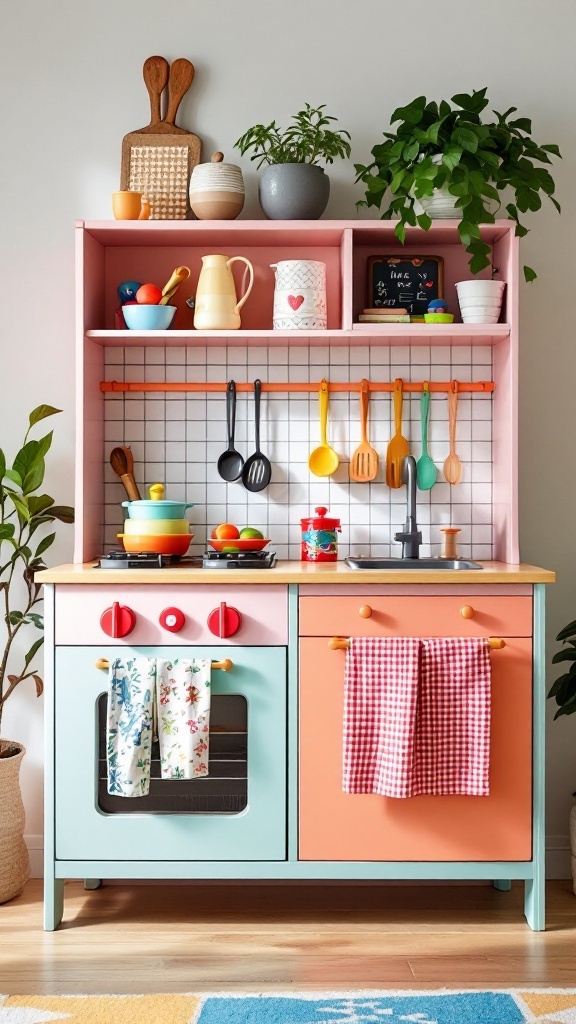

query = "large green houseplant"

[
  {"left": 235, "top": 103, "right": 351, "bottom": 219},
  {"left": 548, "top": 617, "right": 576, "bottom": 895},
  {"left": 0, "top": 405, "right": 73, "bottom": 903},
  {"left": 355, "top": 88, "right": 561, "bottom": 281}
]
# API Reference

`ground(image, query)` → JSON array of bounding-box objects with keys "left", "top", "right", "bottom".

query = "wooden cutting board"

[{"left": 121, "top": 56, "right": 202, "bottom": 220}]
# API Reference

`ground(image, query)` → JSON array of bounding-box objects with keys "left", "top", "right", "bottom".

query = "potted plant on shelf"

[
  {"left": 235, "top": 103, "right": 351, "bottom": 220},
  {"left": 548, "top": 616, "right": 576, "bottom": 895},
  {"left": 354, "top": 87, "right": 561, "bottom": 290},
  {"left": 0, "top": 405, "right": 73, "bottom": 903}
]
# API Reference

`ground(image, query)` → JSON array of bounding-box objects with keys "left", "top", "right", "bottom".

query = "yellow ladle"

[{"left": 309, "top": 379, "right": 339, "bottom": 477}]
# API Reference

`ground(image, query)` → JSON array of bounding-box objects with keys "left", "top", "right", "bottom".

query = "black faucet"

[{"left": 394, "top": 455, "right": 422, "bottom": 559}]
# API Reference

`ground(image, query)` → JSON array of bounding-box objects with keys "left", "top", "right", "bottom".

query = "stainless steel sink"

[{"left": 345, "top": 557, "right": 483, "bottom": 570}]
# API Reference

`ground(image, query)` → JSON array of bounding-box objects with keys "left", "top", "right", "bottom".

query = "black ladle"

[
  {"left": 217, "top": 380, "right": 244, "bottom": 482},
  {"left": 242, "top": 379, "right": 272, "bottom": 492}
]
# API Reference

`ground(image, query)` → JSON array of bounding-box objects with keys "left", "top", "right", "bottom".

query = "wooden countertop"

[{"left": 35, "top": 560, "right": 556, "bottom": 585}]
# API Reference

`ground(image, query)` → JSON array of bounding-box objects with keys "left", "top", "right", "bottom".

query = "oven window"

[{"left": 97, "top": 693, "right": 248, "bottom": 814}]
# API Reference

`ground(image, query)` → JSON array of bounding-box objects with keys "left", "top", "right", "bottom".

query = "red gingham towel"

[
  {"left": 413, "top": 637, "right": 491, "bottom": 796},
  {"left": 343, "top": 636, "right": 421, "bottom": 798},
  {"left": 342, "top": 637, "right": 491, "bottom": 798}
]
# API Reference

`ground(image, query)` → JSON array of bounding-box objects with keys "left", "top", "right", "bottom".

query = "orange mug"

[{"left": 112, "top": 191, "right": 150, "bottom": 220}]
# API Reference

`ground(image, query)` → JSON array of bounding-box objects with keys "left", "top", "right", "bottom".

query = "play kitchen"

[{"left": 37, "top": 216, "right": 555, "bottom": 935}]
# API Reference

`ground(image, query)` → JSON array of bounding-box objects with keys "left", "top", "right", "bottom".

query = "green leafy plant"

[
  {"left": 354, "top": 88, "right": 561, "bottom": 281},
  {"left": 548, "top": 618, "right": 576, "bottom": 720},
  {"left": 235, "top": 103, "right": 351, "bottom": 168},
  {"left": 0, "top": 405, "right": 74, "bottom": 743}
]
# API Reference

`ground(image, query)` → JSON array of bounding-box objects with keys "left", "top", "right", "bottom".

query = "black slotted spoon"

[
  {"left": 217, "top": 380, "right": 244, "bottom": 481},
  {"left": 242, "top": 379, "right": 272, "bottom": 492}
]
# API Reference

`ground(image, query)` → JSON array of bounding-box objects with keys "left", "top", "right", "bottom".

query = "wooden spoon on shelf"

[
  {"left": 110, "top": 446, "right": 141, "bottom": 500},
  {"left": 443, "top": 382, "right": 463, "bottom": 485}
]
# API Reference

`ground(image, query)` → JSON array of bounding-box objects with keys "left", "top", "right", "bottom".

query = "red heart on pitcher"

[{"left": 288, "top": 294, "right": 305, "bottom": 310}]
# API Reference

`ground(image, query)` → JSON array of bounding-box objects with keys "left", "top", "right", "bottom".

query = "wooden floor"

[{"left": 1, "top": 879, "right": 576, "bottom": 994}]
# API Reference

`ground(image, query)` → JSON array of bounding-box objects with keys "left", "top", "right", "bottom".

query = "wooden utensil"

[
  {"left": 160, "top": 265, "right": 191, "bottom": 305},
  {"left": 242, "top": 380, "right": 272, "bottom": 492},
  {"left": 121, "top": 56, "right": 201, "bottom": 220},
  {"left": 309, "top": 379, "right": 340, "bottom": 478},
  {"left": 217, "top": 381, "right": 244, "bottom": 482},
  {"left": 385, "top": 378, "right": 410, "bottom": 488},
  {"left": 416, "top": 384, "right": 437, "bottom": 490},
  {"left": 443, "top": 381, "right": 463, "bottom": 485},
  {"left": 110, "top": 446, "right": 141, "bottom": 500},
  {"left": 349, "top": 379, "right": 378, "bottom": 482}
]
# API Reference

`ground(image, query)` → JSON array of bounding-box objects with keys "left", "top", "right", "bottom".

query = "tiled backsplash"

[{"left": 103, "top": 343, "right": 493, "bottom": 561}]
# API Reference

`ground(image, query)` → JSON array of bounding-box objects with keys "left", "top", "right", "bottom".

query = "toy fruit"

[
  {"left": 136, "top": 282, "right": 163, "bottom": 305},
  {"left": 239, "top": 527, "right": 264, "bottom": 539},
  {"left": 222, "top": 545, "right": 241, "bottom": 552},
  {"left": 214, "top": 523, "right": 240, "bottom": 540}
]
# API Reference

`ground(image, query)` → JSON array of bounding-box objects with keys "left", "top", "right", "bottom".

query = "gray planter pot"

[{"left": 259, "top": 164, "right": 330, "bottom": 220}]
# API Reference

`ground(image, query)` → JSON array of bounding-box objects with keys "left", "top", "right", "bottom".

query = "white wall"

[{"left": 1, "top": 0, "right": 574, "bottom": 877}]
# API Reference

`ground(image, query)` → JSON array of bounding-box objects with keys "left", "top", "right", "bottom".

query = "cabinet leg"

[
  {"left": 524, "top": 875, "right": 545, "bottom": 931},
  {"left": 493, "top": 879, "right": 512, "bottom": 891},
  {"left": 44, "top": 875, "right": 64, "bottom": 931},
  {"left": 84, "top": 878, "right": 102, "bottom": 890}
]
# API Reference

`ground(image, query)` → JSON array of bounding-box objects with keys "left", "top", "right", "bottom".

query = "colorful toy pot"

[
  {"left": 122, "top": 483, "right": 195, "bottom": 520},
  {"left": 118, "top": 533, "right": 193, "bottom": 555}
]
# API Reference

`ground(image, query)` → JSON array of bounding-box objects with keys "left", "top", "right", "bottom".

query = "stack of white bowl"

[
  {"left": 189, "top": 152, "right": 245, "bottom": 221},
  {"left": 455, "top": 279, "right": 506, "bottom": 324}
]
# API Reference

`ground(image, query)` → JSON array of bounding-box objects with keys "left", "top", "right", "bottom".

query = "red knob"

[
  {"left": 100, "top": 601, "right": 136, "bottom": 638},
  {"left": 207, "top": 601, "right": 242, "bottom": 639},
  {"left": 160, "top": 606, "right": 186, "bottom": 633}
]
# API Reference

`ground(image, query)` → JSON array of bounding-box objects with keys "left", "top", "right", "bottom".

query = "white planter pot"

[
  {"left": 418, "top": 185, "right": 459, "bottom": 220},
  {"left": 456, "top": 279, "right": 506, "bottom": 324},
  {"left": 565, "top": 802, "right": 569, "bottom": 892}
]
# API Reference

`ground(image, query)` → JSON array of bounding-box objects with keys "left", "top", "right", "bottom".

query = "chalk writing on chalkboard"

[{"left": 367, "top": 255, "right": 444, "bottom": 314}]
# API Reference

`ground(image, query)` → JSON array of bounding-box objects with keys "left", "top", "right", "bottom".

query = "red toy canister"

[{"left": 300, "top": 506, "right": 341, "bottom": 562}]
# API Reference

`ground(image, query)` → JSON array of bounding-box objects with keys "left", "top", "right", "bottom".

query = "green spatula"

[{"left": 416, "top": 387, "right": 437, "bottom": 490}]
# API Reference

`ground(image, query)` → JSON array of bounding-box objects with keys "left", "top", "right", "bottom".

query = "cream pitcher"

[{"left": 193, "top": 254, "right": 254, "bottom": 331}]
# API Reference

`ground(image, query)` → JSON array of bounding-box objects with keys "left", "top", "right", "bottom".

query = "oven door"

[{"left": 54, "top": 646, "right": 286, "bottom": 861}]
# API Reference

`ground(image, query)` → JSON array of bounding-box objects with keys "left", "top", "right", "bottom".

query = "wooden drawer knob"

[
  {"left": 460, "top": 605, "right": 474, "bottom": 619},
  {"left": 359, "top": 605, "right": 373, "bottom": 619}
]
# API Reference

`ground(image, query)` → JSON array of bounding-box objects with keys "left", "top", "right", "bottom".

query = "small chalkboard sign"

[{"left": 367, "top": 255, "right": 444, "bottom": 314}]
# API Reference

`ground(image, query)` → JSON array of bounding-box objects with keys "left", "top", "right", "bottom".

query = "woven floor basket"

[{"left": 0, "top": 741, "right": 30, "bottom": 903}]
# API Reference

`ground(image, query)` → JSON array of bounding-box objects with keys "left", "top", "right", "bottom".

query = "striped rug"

[{"left": 3, "top": 989, "right": 576, "bottom": 1023}]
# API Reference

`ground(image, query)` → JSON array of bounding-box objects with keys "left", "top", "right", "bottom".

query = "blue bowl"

[{"left": 122, "top": 304, "right": 176, "bottom": 330}]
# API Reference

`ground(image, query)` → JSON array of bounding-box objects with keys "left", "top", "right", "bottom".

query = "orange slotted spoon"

[
  {"left": 350, "top": 379, "right": 378, "bottom": 482},
  {"left": 385, "top": 377, "right": 410, "bottom": 488}
]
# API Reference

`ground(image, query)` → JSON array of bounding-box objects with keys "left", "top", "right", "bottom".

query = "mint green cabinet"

[{"left": 54, "top": 646, "right": 287, "bottom": 862}]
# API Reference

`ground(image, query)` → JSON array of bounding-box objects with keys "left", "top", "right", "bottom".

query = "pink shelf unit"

[{"left": 74, "top": 219, "right": 519, "bottom": 565}]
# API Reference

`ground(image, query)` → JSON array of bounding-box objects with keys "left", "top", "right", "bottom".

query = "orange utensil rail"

[{"left": 100, "top": 379, "right": 495, "bottom": 394}]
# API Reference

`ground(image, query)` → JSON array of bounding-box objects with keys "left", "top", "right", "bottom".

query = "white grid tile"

[{"left": 102, "top": 345, "right": 494, "bottom": 559}]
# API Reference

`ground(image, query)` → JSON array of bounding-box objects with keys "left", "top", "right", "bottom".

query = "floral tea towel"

[
  {"left": 156, "top": 659, "right": 212, "bottom": 779},
  {"left": 107, "top": 658, "right": 155, "bottom": 797}
]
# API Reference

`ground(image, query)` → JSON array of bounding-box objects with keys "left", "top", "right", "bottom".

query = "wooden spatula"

[
  {"left": 443, "top": 381, "right": 463, "bottom": 485},
  {"left": 121, "top": 56, "right": 202, "bottom": 219},
  {"left": 349, "top": 379, "right": 378, "bottom": 482},
  {"left": 385, "top": 378, "right": 410, "bottom": 488}
]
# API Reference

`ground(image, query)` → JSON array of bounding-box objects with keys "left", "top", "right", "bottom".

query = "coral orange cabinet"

[{"left": 299, "top": 596, "right": 533, "bottom": 863}]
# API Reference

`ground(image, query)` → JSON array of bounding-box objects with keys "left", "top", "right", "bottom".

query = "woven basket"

[{"left": 0, "top": 740, "right": 30, "bottom": 903}]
